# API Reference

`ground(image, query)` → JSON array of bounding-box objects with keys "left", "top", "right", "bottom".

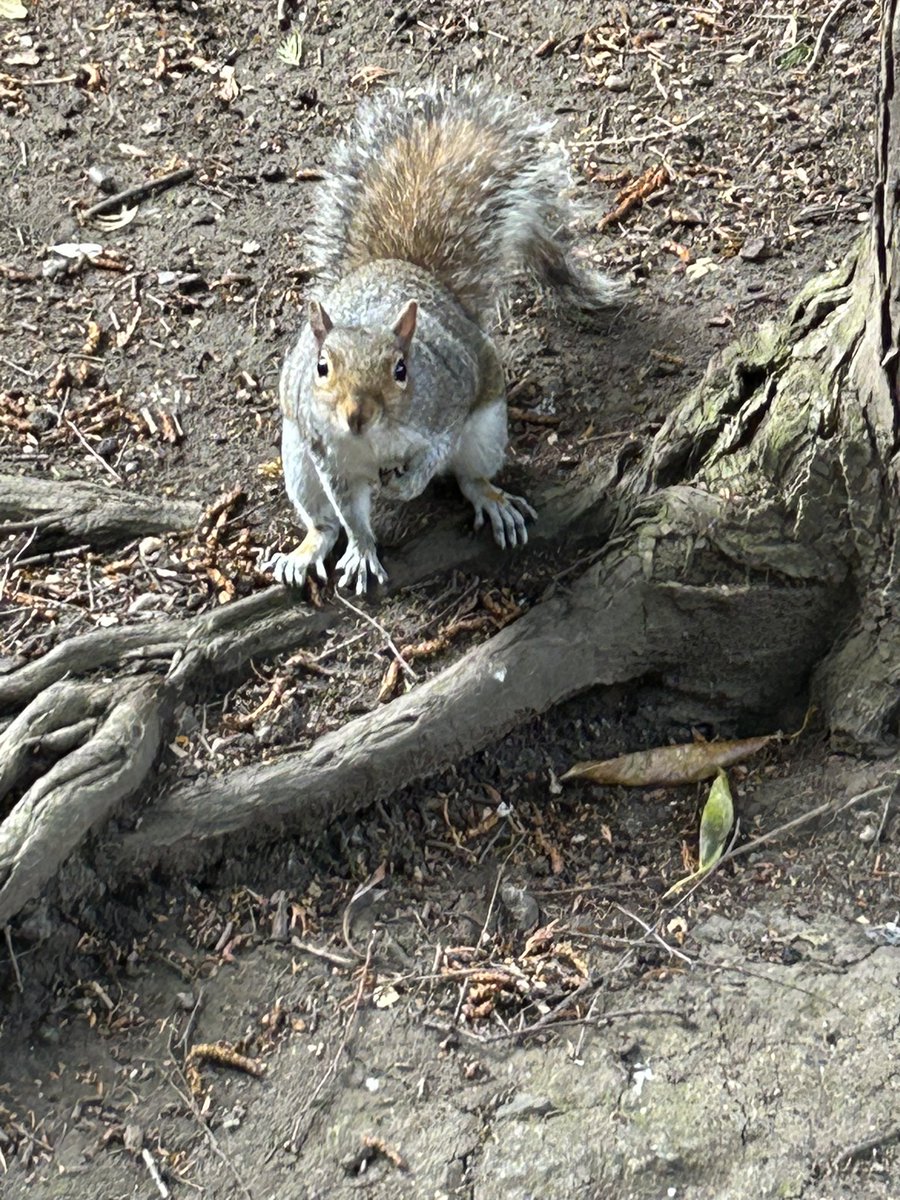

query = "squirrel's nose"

[{"left": 344, "top": 398, "right": 374, "bottom": 435}]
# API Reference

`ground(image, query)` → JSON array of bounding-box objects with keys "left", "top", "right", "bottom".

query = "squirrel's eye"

[
  {"left": 393, "top": 358, "right": 407, "bottom": 383},
  {"left": 316, "top": 358, "right": 329, "bottom": 379}
]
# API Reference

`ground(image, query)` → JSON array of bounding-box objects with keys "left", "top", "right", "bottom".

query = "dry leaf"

[
  {"left": 217, "top": 64, "right": 239, "bottom": 102},
  {"left": 561, "top": 733, "right": 776, "bottom": 788},
  {"left": 685, "top": 257, "right": 719, "bottom": 282},
  {"left": 277, "top": 31, "right": 304, "bottom": 66},
  {"left": 90, "top": 205, "right": 137, "bottom": 231},
  {"left": 257, "top": 457, "right": 283, "bottom": 479},
  {"left": 50, "top": 241, "right": 104, "bottom": 258},
  {"left": 373, "top": 983, "right": 400, "bottom": 1008},
  {"left": 351, "top": 65, "right": 395, "bottom": 91},
  {"left": 0, "top": 0, "right": 29, "bottom": 19},
  {"left": 5, "top": 48, "right": 39, "bottom": 65}
]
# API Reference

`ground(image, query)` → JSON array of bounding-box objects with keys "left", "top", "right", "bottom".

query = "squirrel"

[{"left": 265, "top": 83, "right": 622, "bottom": 595}]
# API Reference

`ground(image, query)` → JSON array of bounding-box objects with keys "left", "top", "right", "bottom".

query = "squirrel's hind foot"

[
  {"left": 458, "top": 478, "right": 537, "bottom": 551},
  {"left": 263, "top": 528, "right": 335, "bottom": 589}
]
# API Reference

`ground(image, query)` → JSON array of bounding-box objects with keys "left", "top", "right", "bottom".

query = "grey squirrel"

[{"left": 265, "top": 83, "right": 622, "bottom": 594}]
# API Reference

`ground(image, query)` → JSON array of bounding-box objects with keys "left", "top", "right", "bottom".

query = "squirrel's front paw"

[
  {"left": 262, "top": 530, "right": 332, "bottom": 589},
  {"left": 336, "top": 539, "right": 389, "bottom": 596},
  {"left": 379, "top": 463, "right": 418, "bottom": 501}
]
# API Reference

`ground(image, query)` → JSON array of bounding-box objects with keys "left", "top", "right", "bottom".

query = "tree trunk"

[{"left": 1, "top": 5, "right": 898, "bottom": 922}]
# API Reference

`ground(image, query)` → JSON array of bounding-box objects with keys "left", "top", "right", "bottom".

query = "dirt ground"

[{"left": 1, "top": 1, "right": 898, "bottom": 1198}]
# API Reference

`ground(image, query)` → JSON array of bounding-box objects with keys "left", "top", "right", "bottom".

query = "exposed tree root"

[{"left": 0, "top": 472, "right": 202, "bottom": 551}]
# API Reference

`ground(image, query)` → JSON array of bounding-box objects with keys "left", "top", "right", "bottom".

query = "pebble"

[
  {"left": 739, "top": 236, "right": 769, "bottom": 262},
  {"left": 605, "top": 73, "right": 631, "bottom": 93},
  {"left": 28, "top": 406, "right": 58, "bottom": 433},
  {"left": 96, "top": 435, "right": 118, "bottom": 459},
  {"left": 87, "top": 163, "right": 118, "bottom": 193}
]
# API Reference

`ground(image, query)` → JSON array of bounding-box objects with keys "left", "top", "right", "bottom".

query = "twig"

[
  {"left": 281, "top": 935, "right": 375, "bottom": 1157},
  {"left": 12, "top": 543, "right": 90, "bottom": 569},
  {"left": 65, "top": 419, "right": 123, "bottom": 482},
  {"left": 833, "top": 1124, "right": 900, "bottom": 1165},
  {"left": 615, "top": 904, "right": 696, "bottom": 966},
  {"left": 81, "top": 167, "right": 195, "bottom": 221},
  {"left": 808, "top": 0, "right": 853, "bottom": 72},
  {"left": 140, "top": 1148, "right": 170, "bottom": 1199},
  {"left": 15, "top": 74, "right": 78, "bottom": 86},
  {"left": 166, "top": 1073, "right": 254, "bottom": 1200},
  {"left": 334, "top": 592, "right": 418, "bottom": 681},
  {"left": 291, "top": 938, "right": 356, "bottom": 967},
  {"left": 3, "top": 925, "right": 23, "bottom": 993},
  {"left": 719, "top": 781, "right": 896, "bottom": 868},
  {"left": 871, "top": 783, "right": 894, "bottom": 848}
]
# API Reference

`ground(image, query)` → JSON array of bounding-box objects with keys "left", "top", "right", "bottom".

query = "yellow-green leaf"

[
  {"left": 662, "top": 769, "right": 735, "bottom": 900},
  {"left": 698, "top": 769, "right": 734, "bottom": 871}
]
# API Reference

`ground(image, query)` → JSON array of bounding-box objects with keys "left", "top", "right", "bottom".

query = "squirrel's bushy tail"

[{"left": 307, "top": 84, "right": 623, "bottom": 318}]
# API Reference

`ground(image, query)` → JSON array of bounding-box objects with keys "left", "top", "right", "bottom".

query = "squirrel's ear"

[
  {"left": 308, "top": 300, "right": 333, "bottom": 347},
  {"left": 392, "top": 300, "right": 417, "bottom": 353}
]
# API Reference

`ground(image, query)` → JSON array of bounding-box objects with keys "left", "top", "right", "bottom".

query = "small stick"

[
  {"left": 140, "top": 1148, "right": 170, "bottom": 1199},
  {"left": 615, "top": 903, "right": 695, "bottom": 966},
  {"left": 3, "top": 925, "right": 23, "bottom": 993},
  {"left": 167, "top": 1073, "right": 254, "bottom": 1200},
  {"left": 81, "top": 167, "right": 195, "bottom": 221},
  {"left": 808, "top": 0, "right": 853, "bottom": 72},
  {"left": 14, "top": 74, "right": 78, "bottom": 86},
  {"left": 334, "top": 592, "right": 418, "bottom": 681},
  {"left": 65, "top": 419, "right": 122, "bottom": 482}
]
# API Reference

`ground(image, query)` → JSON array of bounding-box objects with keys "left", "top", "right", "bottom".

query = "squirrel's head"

[{"left": 307, "top": 299, "right": 417, "bottom": 437}]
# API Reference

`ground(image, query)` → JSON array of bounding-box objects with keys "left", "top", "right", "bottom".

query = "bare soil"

[{"left": 1, "top": 2, "right": 897, "bottom": 1198}]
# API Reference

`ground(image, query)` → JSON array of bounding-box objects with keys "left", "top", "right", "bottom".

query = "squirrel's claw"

[
  {"left": 464, "top": 481, "right": 537, "bottom": 550},
  {"left": 336, "top": 541, "right": 389, "bottom": 595},
  {"left": 263, "top": 531, "right": 332, "bottom": 588}
]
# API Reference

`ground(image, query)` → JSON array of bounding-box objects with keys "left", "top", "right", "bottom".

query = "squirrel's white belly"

[{"left": 330, "top": 421, "right": 438, "bottom": 479}]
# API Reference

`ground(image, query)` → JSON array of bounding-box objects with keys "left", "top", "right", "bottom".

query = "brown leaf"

[{"left": 561, "top": 734, "right": 777, "bottom": 788}]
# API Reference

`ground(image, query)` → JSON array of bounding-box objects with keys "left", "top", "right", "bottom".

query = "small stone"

[
  {"left": 176, "top": 272, "right": 208, "bottom": 294},
  {"left": 138, "top": 536, "right": 162, "bottom": 558},
  {"left": 123, "top": 460, "right": 140, "bottom": 475},
  {"left": 858, "top": 824, "right": 877, "bottom": 843},
  {"left": 739, "top": 236, "right": 769, "bottom": 262},
  {"left": 500, "top": 882, "right": 540, "bottom": 931},
  {"left": 87, "top": 163, "right": 118, "bottom": 193},
  {"left": 604, "top": 73, "right": 630, "bottom": 93},
  {"left": 495, "top": 1094, "right": 555, "bottom": 1121},
  {"left": 96, "top": 436, "right": 117, "bottom": 459},
  {"left": 157, "top": 270, "right": 178, "bottom": 286},
  {"left": 123, "top": 1124, "right": 143, "bottom": 1153},
  {"left": 241, "top": 240, "right": 262, "bottom": 255},
  {"left": 28, "top": 406, "right": 58, "bottom": 433}
]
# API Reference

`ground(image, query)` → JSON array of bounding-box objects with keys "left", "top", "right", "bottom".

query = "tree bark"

[
  {"left": 0, "top": 473, "right": 202, "bottom": 551},
  {"left": 1, "top": 4, "right": 898, "bottom": 920}
]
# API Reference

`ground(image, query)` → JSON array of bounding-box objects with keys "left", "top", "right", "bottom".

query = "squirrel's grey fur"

[{"left": 305, "top": 83, "right": 622, "bottom": 319}]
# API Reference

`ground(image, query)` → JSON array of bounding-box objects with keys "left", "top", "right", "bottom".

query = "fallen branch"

[{"left": 80, "top": 166, "right": 195, "bottom": 221}]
